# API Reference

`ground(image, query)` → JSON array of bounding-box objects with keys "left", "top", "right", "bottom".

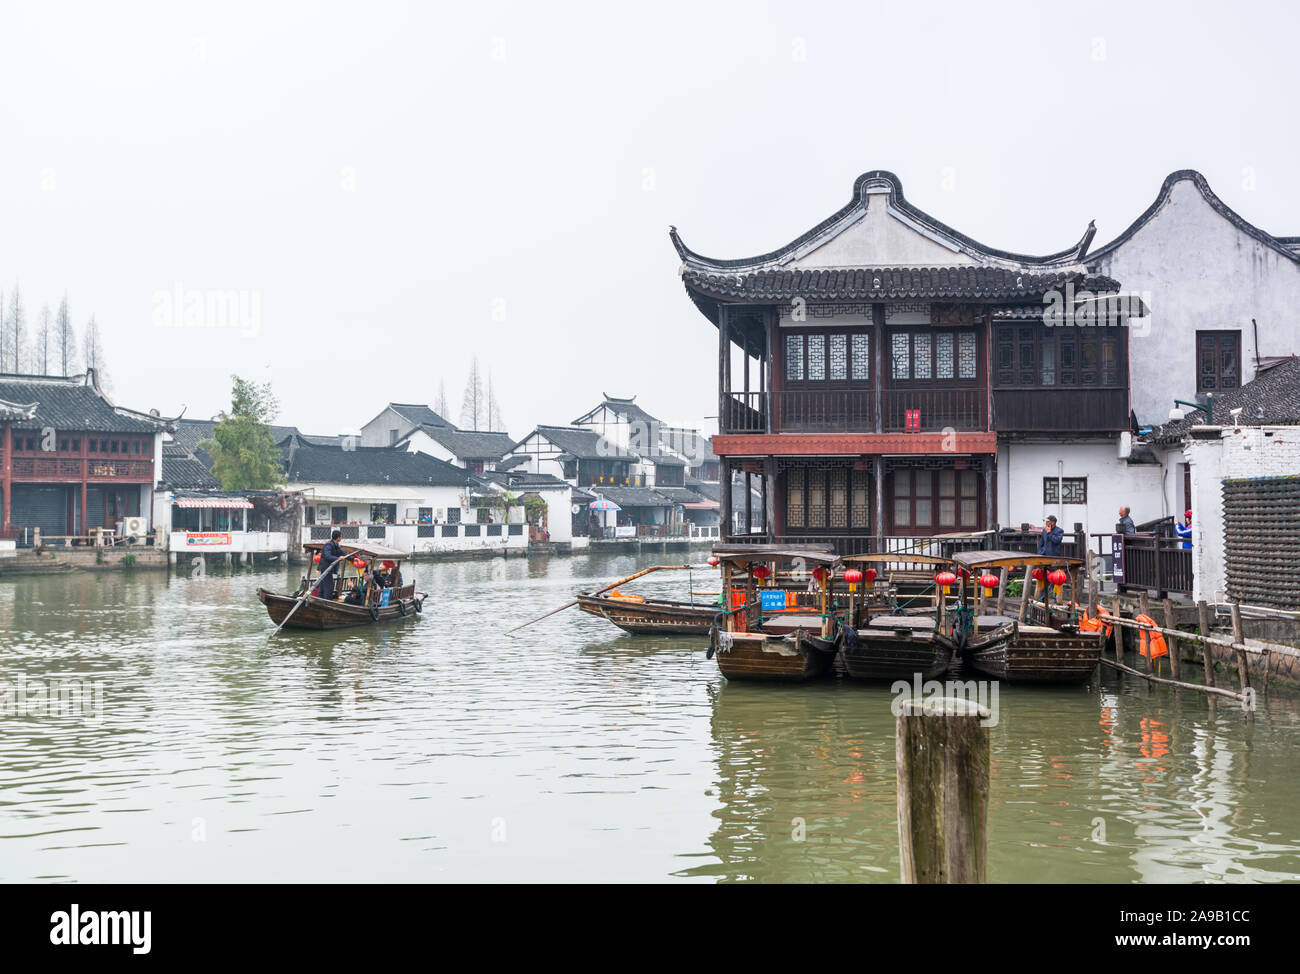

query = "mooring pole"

[
  {"left": 1138, "top": 591, "right": 1152, "bottom": 677},
  {"left": 1112, "top": 594, "right": 1124, "bottom": 663},
  {"left": 1197, "top": 600, "right": 1216, "bottom": 689},
  {"left": 896, "top": 697, "right": 990, "bottom": 885},
  {"left": 1162, "top": 597, "right": 1181, "bottom": 682},
  {"left": 1230, "top": 600, "right": 1251, "bottom": 698}
]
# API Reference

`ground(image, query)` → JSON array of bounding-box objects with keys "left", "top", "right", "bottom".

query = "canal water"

[{"left": 2, "top": 552, "right": 1299, "bottom": 883}]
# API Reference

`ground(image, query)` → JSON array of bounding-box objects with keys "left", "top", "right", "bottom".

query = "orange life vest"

[
  {"left": 1135, "top": 614, "right": 1168, "bottom": 659},
  {"left": 1078, "top": 608, "right": 1114, "bottom": 639}
]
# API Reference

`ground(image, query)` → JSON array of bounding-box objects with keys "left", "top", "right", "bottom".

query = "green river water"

[{"left": 1, "top": 552, "right": 1298, "bottom": 883}]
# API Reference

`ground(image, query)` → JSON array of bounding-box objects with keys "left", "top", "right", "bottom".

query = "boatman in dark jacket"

[
  {"left": 1037, "top": 515, "right": 1063, "bottom": 556},
  {"left": 317, "top": 529, "right": 348, "bottom": 600},
  {"left": 1118, "top": 506, "right": 1137, "bottom": 535}
]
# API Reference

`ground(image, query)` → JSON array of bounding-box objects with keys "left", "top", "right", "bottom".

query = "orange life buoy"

[
  {"left": 607, "top": 589, "right": 646, "bottom": 603},
  {"left": 1135, "top": 614, "right": 1168, "bottom": 659}
]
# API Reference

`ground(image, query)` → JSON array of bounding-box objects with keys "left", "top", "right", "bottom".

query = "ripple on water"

[{"left": 1, "top": 558, "right": 1299, "bottom": 882}]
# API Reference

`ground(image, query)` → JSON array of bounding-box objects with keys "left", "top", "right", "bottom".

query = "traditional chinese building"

[
  {"left": 0, "top": 371, "right": 172, "bottom": 542},
  {"left": 673, "top": 170, "right": 1143, "bottom": 553}
]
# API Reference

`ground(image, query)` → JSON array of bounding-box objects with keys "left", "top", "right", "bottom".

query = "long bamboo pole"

[
  {"left": 504, "top": 563, "right": 695, "bottom": 635},
  {"left": 1100, "top": 657, "right": 1245, "bottom": 701}
]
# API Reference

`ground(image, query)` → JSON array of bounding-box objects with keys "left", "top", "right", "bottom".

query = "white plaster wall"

[
  {"left": 997, "top": 440, "right": 1165, "bottom": 540},
  {"left": 1091, "top": 178, "right": 1300, "bottom": 427},
  {"left": 302, "top": 484, "right": 467, "bottom": 525},
  {"left": 1185, "top": 425, "right": 1300, "bottom": 603},
  {"left": 359, "top": 407, "right": 410, "bottom": 448},
  {"left": 401, "top": 429, "right": 458, "bottom": 465},
  {"left": 791, "top": 191, "right": 977, "bottom": 268}
]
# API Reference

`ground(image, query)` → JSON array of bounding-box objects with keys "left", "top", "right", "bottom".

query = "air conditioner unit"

[{"left": 118, "top": 516, "right": 148, "bottom": 540}]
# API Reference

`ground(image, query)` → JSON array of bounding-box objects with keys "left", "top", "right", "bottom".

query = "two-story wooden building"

[
  {"left": 0, "top": 371, "right": 171, "bottom": 542},
  {"left": 674, "top": 170, "right": 1142, "bottom": 553}
]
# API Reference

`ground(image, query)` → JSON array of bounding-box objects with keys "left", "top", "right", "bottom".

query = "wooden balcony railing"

[
  {"left": 9, "top": 457, "right": 154, "bottom": 480},
  {"left": 720, "top": 388, "right": 989, "bottom": 434},
  {"left": 883, "top": 388, "right": 986, "bottom": 432}
]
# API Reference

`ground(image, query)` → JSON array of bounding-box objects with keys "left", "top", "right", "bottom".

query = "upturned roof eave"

[{"left": 670, "top": 170, "right": 1097, "bottom": 273}]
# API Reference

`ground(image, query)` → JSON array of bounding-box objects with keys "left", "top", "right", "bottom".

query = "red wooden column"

[
  {"left": 80, "top": 431, "right": 89, "bottom": 535},
  {"left": 1, "top": 422, "right": 11, "bottom": 533}
]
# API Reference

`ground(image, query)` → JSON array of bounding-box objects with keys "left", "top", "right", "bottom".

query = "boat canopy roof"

[
  {"left": 951, "top": 550, "right": 1084, "bottom": 571},
  {"left": 711, "top": 543, "right": 838, "bottom": 566},
  {"left": 304, "top": 540, "right": 408, "bottom": 560},
  {"left": 842, "top": 552, "right": 953, "bottom": 567}
]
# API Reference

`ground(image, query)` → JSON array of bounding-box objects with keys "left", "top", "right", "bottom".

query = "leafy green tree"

[{"left": 200, "top": 376, "right": 283, "bottom": 490}]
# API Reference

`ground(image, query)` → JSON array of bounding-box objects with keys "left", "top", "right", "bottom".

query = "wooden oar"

[
  {"left": 271, "top": 547, "right": 351, "bottom": 636},
  {"left": 504, "top": 563, "right": 696, "bottom": 635}
]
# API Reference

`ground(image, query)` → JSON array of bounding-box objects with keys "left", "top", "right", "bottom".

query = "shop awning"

[{"left": 175, "top": 497, "right": 254, "bottom": 509}]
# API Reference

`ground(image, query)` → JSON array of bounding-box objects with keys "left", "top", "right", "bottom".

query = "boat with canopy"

[
  {"left": 949, "top": 550, "right": 1102, "bottom": 683},
  {"left": 707, "top": 544, "right": 843, "bottom": 681},
  {"left": 257, "top": 540, "right": 426, "bottom": 630}
]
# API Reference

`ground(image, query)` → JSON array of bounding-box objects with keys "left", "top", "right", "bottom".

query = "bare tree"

[
  {"left": 434, "top": 379, "right": 449, "bottom": 421},
  {"left": 459, "top": 357, "right": 484, "bottom": 430},
  {"left": 83, "top": 315, "right": 110, "bottom": 390},
  {"left": 36, "top": 305, "right": 52, "bottom": 374},
  {"left": 487, "top": 369, "right": 505, "bottom": 433},
  {"left": 55, "top": 294, "right": 79, "bottom": 376},
  {"left": 7, "top": 287, "right": 27, "bottom": 374}
]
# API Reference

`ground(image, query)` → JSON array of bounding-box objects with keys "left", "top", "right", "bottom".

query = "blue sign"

[{"left": 760, "top": 589, "right": 786, "bottom": 612}]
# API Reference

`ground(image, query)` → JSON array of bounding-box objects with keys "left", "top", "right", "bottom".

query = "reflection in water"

[{"left": 1, "top": 554, "right": 1299, "bottom": 882}]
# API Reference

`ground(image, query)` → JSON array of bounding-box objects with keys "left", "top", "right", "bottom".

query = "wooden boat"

[
  {"left": 258, "top": 540, "right": 425, "bottom": 630},
  {"left": 575, "top": 563, "right": 717, "bottom": 635},
  {"left": 832, "top": 553, "right": 959, "bottom": 681},
  {"left": 576, "top": 593, "right": 715, "bottom": 635},
  {"left": 950, "top": 551, "right": 1103, "bottom": 684},
  {"left": 707, "top": 544, "right": 842, "bottom": 681},
  {"left": 841, "top": 615, "right": 958, "bottom": 681}
]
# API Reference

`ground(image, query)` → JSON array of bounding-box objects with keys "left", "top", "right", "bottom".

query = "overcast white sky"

[{"left": 2, "top": 0, "right": 1297, "bottom": 438}]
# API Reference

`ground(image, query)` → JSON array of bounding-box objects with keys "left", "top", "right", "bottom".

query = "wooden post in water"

[
  {"left": 1162, "top": 597, "right": 1181, "bottom": 681},
  {"left": 1112, "top": 595, "right": 1124, "bottom": 663},
  {"left": 1138, "top": 592, "right": 1151, "bottom": 675},
  {"left": 995, "top": 567, "right": 1007, "bottom": 615},
  {"left": 896, "top": 697, "right": 989, "bottom": 884},
  {"left": 1087, "top": 551, "right": 1098, "bottom": 615},
  {"left": 1197, "top": 600, "right": 1216, "bottom": 688},
  {"left": 1230, "top": 601, "right": 1251, "bottom": 695}
]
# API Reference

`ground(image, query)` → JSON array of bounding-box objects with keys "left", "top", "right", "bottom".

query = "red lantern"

[
  {"left": 1031, "top": 567, "right": 1046, "bottom": 591},
  {"left": 351, "top": 558, "right": 366, "bottom": 570},
  {"left": 706, "top": 555, "right": 720, "bottom": 568},
  {"left": 811, "top": 566, "right": 828, "bottom": 583},
  {"left": 843, "top": 568, "right": 863, "bottom": 592},
  {"left": 312, "top": 553, "right": 320, "bottom": 564},
  {"left": 863, "top": 568, "right": 877, "bottom": 586},
  {"left": 935, "top": 571, "right": 957, "bottom": 594},
  {"left": 751, "top": 565, "right": 770, "bottom": 581},
  {"left": 381, "top": 560, "right": 396, "bottom": 570},
  {"left": 1047, "top": 569, "right": 1068, "bottom": 597},
  {"left": 979, "top": 573, "right": 999, "bottom": 597}
]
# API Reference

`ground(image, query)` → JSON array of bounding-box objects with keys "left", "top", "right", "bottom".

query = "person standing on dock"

[
  {"left": 1175, "top": 509, "right": 1193, "bottom": 549},
  {"left": 318, "top": 529, "right": 348, "bottom": 600},
  {"left": 1118, "top": 506, "right": 1137, "bottom": 534},
  {"left": 1037, "top": 515, "right": 1063, "bottom": 556}
]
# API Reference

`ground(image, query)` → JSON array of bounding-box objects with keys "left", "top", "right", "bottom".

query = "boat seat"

[
  {"left": 1015, "top": 624, "right": 1059, "bottom": 634},
  {"left": 868, "top": 615, "right": 936, "bottom": 629},
  {"left": 762, "top": 613, "right": 825, "bottom": 633}
]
